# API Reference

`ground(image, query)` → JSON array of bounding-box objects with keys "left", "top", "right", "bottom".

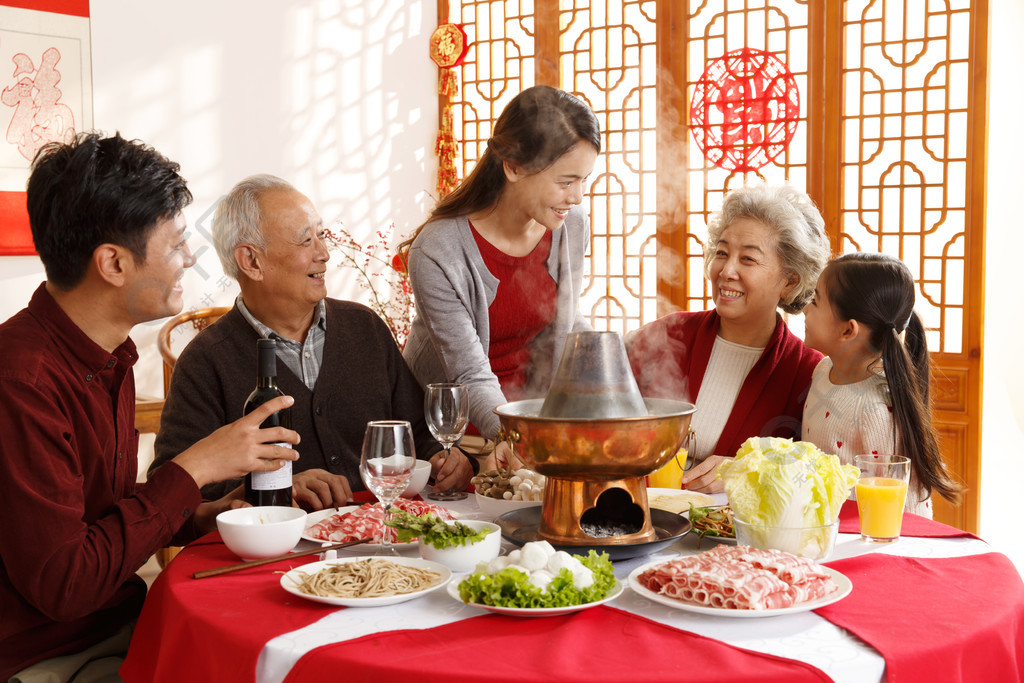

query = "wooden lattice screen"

[{"left": 439, "top": 0, "right": 988, "bottom": 532}]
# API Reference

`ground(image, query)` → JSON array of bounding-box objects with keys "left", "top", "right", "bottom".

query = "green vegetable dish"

[
  {"left": 688, "top": 504, "right": 735, "bottom": 539},
  {"left": 457, "top": 544, "right": 616, "bottom": 609},
  {"left": 716, "top": 436, "right": 858, "bottom": 530},
  {"left": 384, "top": 510, "right": 493, "bottom": 549}
]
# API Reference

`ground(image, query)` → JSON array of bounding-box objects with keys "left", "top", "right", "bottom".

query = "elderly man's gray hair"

[{"left": 212, "top": 174, "right": 295, "bottom": 279}]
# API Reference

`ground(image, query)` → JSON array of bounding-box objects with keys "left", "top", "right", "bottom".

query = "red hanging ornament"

[
  {"left": 689, "top": 48, "right": 801, "bottom": 173},
  {"left": 429, "top": 23, "right": 469, "bottom": 198},
  {"left": 434, "top": 108, "right": 459, "bottom": 197}
]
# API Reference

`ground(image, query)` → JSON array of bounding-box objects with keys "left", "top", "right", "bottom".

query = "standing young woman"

[{"left": 400, "top": 86, "right": 598, "bottom": 466}]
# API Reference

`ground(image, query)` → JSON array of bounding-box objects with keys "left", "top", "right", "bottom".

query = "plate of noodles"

[{"left": 280, "top": 556, "right": 452, "bottom": 607}]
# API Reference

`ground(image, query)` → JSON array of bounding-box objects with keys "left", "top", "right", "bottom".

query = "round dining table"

[{"left": 120, "top": 491, "right": 1024, "bottom": 683}]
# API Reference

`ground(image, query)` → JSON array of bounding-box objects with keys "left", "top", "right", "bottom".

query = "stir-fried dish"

[{"left": 688, "top": 504, "right": 735, "bottom": 539}]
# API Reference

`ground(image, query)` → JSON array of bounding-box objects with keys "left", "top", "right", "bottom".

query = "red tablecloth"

[
  {"left": 837, "top": 499, "right": 979, "bottom": 539},
  {"left": 121, "top": 496, "right": 1016, "bottom": 683},
  {"left": 817, "top": 552, "right": 1024, "bottom": 682},
  {"left": 120, "top": 536, "right": 340, "bottom": 682},
  {"left": 122, "top": 537, "right": 832, "bottom": 682},
  {"left": 282, "top": 607, "right": 833, "bottom": 683}
]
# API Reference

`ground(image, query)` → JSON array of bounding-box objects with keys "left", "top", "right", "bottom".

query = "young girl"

[
  {"left": 802, "top": 252, "right": 961, "bottom": 517},
  {"left": 399, "top": 85, "right": 598, "bottom": 469}
]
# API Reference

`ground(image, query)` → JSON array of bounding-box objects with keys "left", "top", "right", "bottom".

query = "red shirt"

[
  {"left": 471, "top": 225, "right": 557, "bottom": 400},
  {"left": 0, "top": 284, "right": 202, "bottom": 677}
]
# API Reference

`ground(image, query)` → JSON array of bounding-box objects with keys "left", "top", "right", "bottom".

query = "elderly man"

[
  {"left": 152, "top": 175, "right": 475, "bottom": 509},
  {"left": 0, "top": 134, "right": 299, "bottom": 679}
]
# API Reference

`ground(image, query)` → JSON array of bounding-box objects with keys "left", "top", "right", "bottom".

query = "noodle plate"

[{"left": 293, "top": 558, "right": 442, "bottom": 599}]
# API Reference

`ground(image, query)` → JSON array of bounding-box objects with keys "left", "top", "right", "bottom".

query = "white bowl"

[
  {"left": 418, "top": 520, "right": 501, "bottom": 572},
  {"left": 401, "top": 460, "right": 433, "bottom": 498},
  {"left": 474, "top": 491, "right": 543, "bottom": 520},
  {"left": 216, "top": 506, "right": 307, "bottom": 560},
  {"left": 732, "top": 517, "right": 838, "bottom": 561}
]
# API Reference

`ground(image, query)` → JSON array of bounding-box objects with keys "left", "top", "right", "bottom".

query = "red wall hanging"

[
  {"left": 429, "top": 22, "right": 469, "bottom": 198},
  {"left": 689, "top": 47, "right": 800, "bottom": 174}
]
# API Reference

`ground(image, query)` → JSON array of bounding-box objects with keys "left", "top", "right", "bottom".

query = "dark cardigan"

[{"left": 152, "top": 299, "right": 442, "bottom": 498}]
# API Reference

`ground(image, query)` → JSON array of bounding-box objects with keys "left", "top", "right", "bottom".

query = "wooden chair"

[
  {"left": 157, "top": 306, "right": 232, "bottom": 394},
  {"left": 153, "top": 306, "right": 231, "bottom": 568}
]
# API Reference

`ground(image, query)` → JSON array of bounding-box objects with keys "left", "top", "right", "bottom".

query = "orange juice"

[
  {"left": 648, "top": 450, "right": 688, "bottom": 489},
  {"left": 856, "top": 476, "right": 909, "bottom": 540}
]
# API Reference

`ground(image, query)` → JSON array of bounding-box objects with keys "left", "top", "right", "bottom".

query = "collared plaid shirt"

[{"left": 236, "top": 296, "right": 327, "bottom": 390}]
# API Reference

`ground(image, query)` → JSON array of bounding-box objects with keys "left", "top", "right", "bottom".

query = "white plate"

[
  {"left": 280, "top": 556, "right": 451, "bottom": 607},
  {"left": 301, "top": 506, "right": 365, "bottom": 544},
  {"left": 627, "top": 560, "right": 852, "bottom": 618},
  {"left": 645, "top": 488, "right": 717, "bottom": 514},
  {"left": 446, "top": 578, "right": 624, "bottom": 617}
]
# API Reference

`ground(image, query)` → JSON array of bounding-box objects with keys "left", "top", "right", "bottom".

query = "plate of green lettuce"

[{"left": 448, "top": 549, "right": 622, "bottom": 616}]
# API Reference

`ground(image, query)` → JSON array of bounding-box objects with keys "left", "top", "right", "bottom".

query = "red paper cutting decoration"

[
  {"left": 690, "top": 48, "right": 801, "bottom": 173},
  {"left": 429, "top": 23, "right": 469, "bottom": 198}
]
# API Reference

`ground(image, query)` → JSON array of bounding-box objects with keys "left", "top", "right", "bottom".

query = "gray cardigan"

[{"left": 402, "top": 207, "right": 591, "bottom": 437}]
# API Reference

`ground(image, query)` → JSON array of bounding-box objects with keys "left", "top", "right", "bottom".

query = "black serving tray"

[{"left": 494, "top": 507, "right": 692, "bottom": 561}]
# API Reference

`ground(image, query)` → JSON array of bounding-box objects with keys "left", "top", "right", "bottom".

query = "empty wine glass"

[
  {"left": 360, "top": 420, "right": 416, "bottom": 556},
  {"left": 424, "top": 382, "right": 469, "bottom": 501}
]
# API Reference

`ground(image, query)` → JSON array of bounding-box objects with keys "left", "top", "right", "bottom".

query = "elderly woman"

[{"left": 627, "top": 183, "right": 830, "bottom": 493}]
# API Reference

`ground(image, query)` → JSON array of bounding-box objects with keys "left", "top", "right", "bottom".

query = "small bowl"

[
  {"left": 216, "top": 506, "right": 307, "bottom": 560},
  {"left": 418, "top": 520, "right": 501, "bottom": 572},
  {"left": 401, "top": 460, "right": 433, "bottom": 498},
  {"left": 474, "top": 491, "right": 542, "bottom": 521},
  {"left": 732, "top": 517, "right": 838, "bottom": 561}
]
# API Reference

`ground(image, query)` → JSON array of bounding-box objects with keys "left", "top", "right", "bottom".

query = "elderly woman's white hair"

[
  {"left": 703, "top": 183, "right": 830, "bottom": 314},
  {"left": 212, "top": 174, "right": 295, "bottom": 279}
]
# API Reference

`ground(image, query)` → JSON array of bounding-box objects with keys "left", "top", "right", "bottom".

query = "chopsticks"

[{"left": 192, "top": 537, "right": 374, "bottom": 579}]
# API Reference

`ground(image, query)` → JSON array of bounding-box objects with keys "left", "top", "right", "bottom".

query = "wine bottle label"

[{"left": 251, "top": 442, "right": 293, "bottom": 491}]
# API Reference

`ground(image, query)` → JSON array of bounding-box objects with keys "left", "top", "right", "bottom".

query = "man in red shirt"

[{"left": 0, "top": 133, "right": 300, "bottom": 679}]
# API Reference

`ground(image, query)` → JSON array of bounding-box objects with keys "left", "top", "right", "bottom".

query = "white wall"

[
  {"left": 979, "top": 0, "right": 1024, "bottom": 569},
  {"left": 92, "top": 0, "right": 439, "bottom": 401},
  {"left": 0, "top": 1, "right": 1019, "bottom": 566}
]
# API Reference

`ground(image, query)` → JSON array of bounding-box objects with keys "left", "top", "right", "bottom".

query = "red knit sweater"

[
  {"left": 471, "top": 226, "right": 556, "bottom": 400},
  {"left": 627, "top": 309, "right": 822, "bottom": 458}
]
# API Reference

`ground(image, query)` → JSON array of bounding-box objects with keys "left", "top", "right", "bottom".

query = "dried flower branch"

[{"left": 323, "top": 222, "right": 413, "bottom": 349}]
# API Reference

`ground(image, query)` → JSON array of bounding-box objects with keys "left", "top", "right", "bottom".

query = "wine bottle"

[{"left": 243, "top": 339, "right": 293, "bottom": 506}]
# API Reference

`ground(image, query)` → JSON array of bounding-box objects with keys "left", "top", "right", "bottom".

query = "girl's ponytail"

[
  {"left": 879, "top": 311, "right": 959, "bottom": 503},
  {"left": 903, "top": 311, "right": 930, "bottom": 405}
]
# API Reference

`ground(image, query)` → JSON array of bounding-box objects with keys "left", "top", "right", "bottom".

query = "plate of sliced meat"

[
  {"left": 302, "top": 499, "right": 458, "bottom": 545},
  {"left": 628, "top": 544, "right": 851, "bottom": 617}
]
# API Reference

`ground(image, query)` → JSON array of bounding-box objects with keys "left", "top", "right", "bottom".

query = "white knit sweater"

[
  {"left": 691, "top": 336, "right": 763, "bottom": 461},
  {"left": 802, "top": 357, "right": 932, "bottom": 518}
]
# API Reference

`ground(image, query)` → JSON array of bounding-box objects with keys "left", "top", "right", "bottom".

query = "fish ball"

[
  {"left": 520, "top": 543, "right": 549, "bottom": 571},
  {"left": 534, "top": 541, "right": 557, "bottom": 558},
  {"left": 529, "top": 569, "right": 555, "bottom": 592},
  {"left": 486, "top": 556, "right": 510, "bottom": 574},
  {"left": 571, "top": 565, "right": 594, "bottom": 589},
  {"left": 546, "top": 552, "right": 576, "bottom": 575}
]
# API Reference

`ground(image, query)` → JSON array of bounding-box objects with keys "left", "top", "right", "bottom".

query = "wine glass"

[
  {"left": 360, "top": 420, "right": 416, "bottom": 556},
  {"left": 424, "top": 382, "right": 470, "bottom": 501}
]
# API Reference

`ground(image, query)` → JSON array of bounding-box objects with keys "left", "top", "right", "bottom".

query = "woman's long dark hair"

[
  {"left": 823, "top": 252, "right": 961, "bottom": 503},
  {"left": 399, "top": 85, "right": 600, "bottom": 259}
]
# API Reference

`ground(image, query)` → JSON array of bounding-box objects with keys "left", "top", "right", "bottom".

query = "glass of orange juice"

[
  {"left": 854, "top": 454, "right": 911, "bottom": 543},
  {"left": 647, "top": 429, "right": 696, "bottom": 489}
]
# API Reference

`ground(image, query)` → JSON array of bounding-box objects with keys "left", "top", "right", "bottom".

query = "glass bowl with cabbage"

[{"left": 717, "top": 437, "right": 858, "bottom": 561}]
